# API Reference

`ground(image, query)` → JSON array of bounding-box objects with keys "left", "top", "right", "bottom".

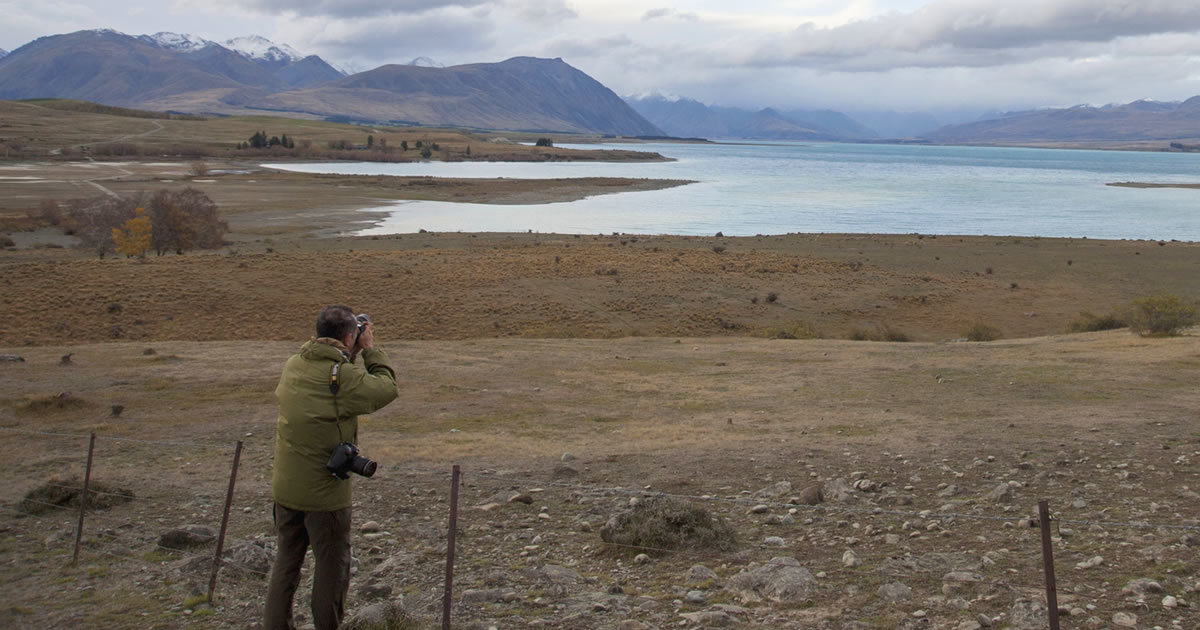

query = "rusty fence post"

[
  {"left": 72, "top": 432, "right": 97, "bottom": 564},
  {"left": 442, "top": 465, "right": 461, "bottom": 630},
  {"left": 208, "top": 440, "right": 243, "bottom": 604},
  {"left": 1038, "top": 499, "right": 1061, "bottom": 630}
]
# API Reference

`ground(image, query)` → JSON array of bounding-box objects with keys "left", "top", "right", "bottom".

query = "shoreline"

[{"left": 1106, "top": 181, "right": 1200, "bottom": 189}]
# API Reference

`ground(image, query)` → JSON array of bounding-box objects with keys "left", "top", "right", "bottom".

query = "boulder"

[
  {"left": 725, "top": 556, "right": 817, "bottom": 604},
  {"left": 159, "top": 525, "right": 216, "bottom": 549},
  {"left": 877, "top": 582, "right": 912, "bottom": 602},
  {"left": 824, "top": 478, "right": 857, "bottom": 502},
  {"left": 795, "top": 485, "right": 824, "bottom": 505},
  {"left": 753, "top": 481, "right": 792, "bottom": 499}
]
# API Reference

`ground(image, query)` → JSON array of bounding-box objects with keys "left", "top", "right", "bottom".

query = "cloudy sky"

[{"left": 4, "top": 0, "right": 1200, "bottom": 113}]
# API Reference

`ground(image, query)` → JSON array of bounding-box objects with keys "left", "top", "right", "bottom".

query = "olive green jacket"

[{"left": 272, "top": 339, "right": 397, "bottom": 512}]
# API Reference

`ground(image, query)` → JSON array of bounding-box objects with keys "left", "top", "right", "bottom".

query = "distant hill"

[
  {"left": 255, "top": 57, "right": 663, "bottom": 135},
  {"left": 0, "top": 49, "right": 7, "bottom": 59},
  {"left": 625, "top": 95, "right": 875, "bottom": 140},
  {"left": 0, "top": 30, "right": 661, "bottom": 135},
  {"left": 924, "top": 98, "right": 1200, "bottom": 143},
  {"left": 0, "top": 30, "right": 340, "bottom": 106}
]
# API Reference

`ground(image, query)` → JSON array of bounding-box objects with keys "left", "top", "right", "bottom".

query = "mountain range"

[
  {"left": 3, "top": 29, "right": 1200, "bottom": 144},
  {"left": 924, "top": 98, "right": 1200, "bottom": 143},
  {"left": 0, "top": 29, "right": 660, "bottom": 136},
  {"left": 625, "top": 95, "right": 879, "bottom": 140}
]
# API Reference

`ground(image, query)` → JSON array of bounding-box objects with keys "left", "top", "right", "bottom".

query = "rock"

[
  {"left": 754, "top": 481, "right": 792, "bottom": 499},
  {"left": 976, "top": 613, "right": 993, "bottom": 627},
  {"left": 1071, "top": 498, "right": 1087, "bottom": 509},
  {"left": 476, "top": 503, "right": 502, "bottom": 512},
  {"left": 852, "top": 479, "right": 878, "bottom": 492},
  {"left": 679, "top": 611, "right": 733, "bottom": 626},
  {"left": 537, "top": 564, "right": 582, "bottom": 585},
  {"left": 1007, "top": 600, "right": 1047, "bottom": 630},
  {"left": 358, "top": 582, "right": 392, "bottom": 599},
  {"left": 985, "top": 483, "right": 1012, "bottom": 503},
  {"left": 618, "top": 621, "right": 651, "bottom": 630},
  {"left": 552, "top": 464, "right": 579, "bottom": 479},
  {"left": 687, "top": 564, "right": 719, "bottom": 586},
  {"left": 749, "top": 504, "right": 770, "bottom": 514},
  {"left": 1162, "top": 595, "right": 1178, "bottom": 608},
  {"left": 1123, "top": 578, "right": 1164, "bottom": 595},
  {"left": 360, "top": 521, "right": 382, "bottom": 533},
  {"left": 339, "top": 601, "right": 422, "bottom": 630},
  {"left": 877, "top": 582, "right": 912, "bottom": 602},
  {"left": 633, "top": 553, "right": 651, "bottom": 565},
  {"left": 884, "top": 534, "right": 902, "bottom": 545},
  {"left": 599, "top": 496, "right": 737, "bottom": 552},
  {"left": 685, "top": 590, "right": 706, "bottom": 604},
  {"left": 0, "top": 355, "right": 25, "bottom": 362},
  {"left": 937, "top": 484, "right": 965, "bottom": 497},
  {"left": 1075, "top": 555, "right": 1103, "bottom": 570},
  {"left": 223, "top": 540, "right": 274, "bottom": 575},
  {"left": 1112, "top": 612, "right": 1138, "bottom": 627},
  {"left": 461, "top": 588, "right": 508, "bottom": 604},
  {"left": 796, "top": 485, "right": 824, "bottom": 505},
  {"left": 956, "top": 622, "right": 982, "bottom": 630},
  {"left": 880, "top": 552, "right": 982, "bottom": 576},
  {"left": 561, "top": 452, "right": 576, "bottom": 462},
  {"left": 159, "top": 525, "right": 216, "bottom": 549},
  {"left": 842, "top": 550, "right": 862, "bottom": 567},
  {"left": 508, "top": 493, "right": 534, "bottom": 504},
  {"left": 825, "top": 478, "right": 857, "bottom": 502},
  {"left": 726, "top": 556, "right": 817, "bottom": 604},
  {"left": 763, "top": 536, "right": 786, "bottom": 547}
]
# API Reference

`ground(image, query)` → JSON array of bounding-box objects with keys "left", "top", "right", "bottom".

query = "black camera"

[
  {"left": 355, "top": 313, "right": 371, "bottom": 341},
  {"left": 327, "top": 442, "right": 377, "bottom": 479}
]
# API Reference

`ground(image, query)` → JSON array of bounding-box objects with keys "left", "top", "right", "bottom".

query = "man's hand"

[{"left": 355, "top": 321, "right": 375, "bottom": 353}]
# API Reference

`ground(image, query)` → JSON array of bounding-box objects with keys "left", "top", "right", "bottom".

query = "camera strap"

[
  {"left": 328, "top": 362, "right": 341, "bottom": 395},
  {"left": 329, "top": 361, "right": 348, "bottom": 444}
]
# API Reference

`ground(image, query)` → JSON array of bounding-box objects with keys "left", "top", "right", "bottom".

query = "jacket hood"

[{"left": 299, "top": 339, "right": 349, "bottom": 363}]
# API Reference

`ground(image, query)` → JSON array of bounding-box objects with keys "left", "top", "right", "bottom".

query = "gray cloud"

[
  {"left": 284, "top": 8, "right": 496, "bottom": 62},
  {"left": 746, "top": 0, "right": 1200, "bottom": 71},
  {"left": 641, "top": 7, "right": 697, "bottom": 22},
  {"left": 509, "top": 0, "right": 577, "bottom": 24},
  {"left": 543, "top": 33, "right": 633, "bottom": 59},
  {"left": 230, "top": 0, "right": 487, "bottom": 19}
]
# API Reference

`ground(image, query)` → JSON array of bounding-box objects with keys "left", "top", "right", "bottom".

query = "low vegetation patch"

[
  {"left": 21, "top": 476, "right": 135, "bottom": 514},
  {"left": 755, "top": 321, "right": 820, "bottom": 340},
  {"left": 963, "top": 322, "right": 1002, "bottom": 342},
  {"left": 1066, "top": 311, "right": 1127, "bottom": 333},
  {"left": 1125, "top": 294, "right": 1198, "bottom": 337},
  {"left": 14, "top": 392, "right": 88, "bottom": 414},
  {"left": 845, "top": 324, "right": 911, "bottom": 342},
  {"left": 599, "top": 496, "right": 737, "bottom": 553}
]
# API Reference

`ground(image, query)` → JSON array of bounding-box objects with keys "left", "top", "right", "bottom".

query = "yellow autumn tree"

[{"left": 112, "top": 207, "right": 152, "bottom": 258}]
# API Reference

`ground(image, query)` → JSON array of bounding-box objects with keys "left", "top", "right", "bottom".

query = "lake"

[{"left": 265, "top": 142, "right": 1200, "bottom": 240}]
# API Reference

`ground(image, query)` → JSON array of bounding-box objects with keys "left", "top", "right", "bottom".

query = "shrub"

[
  {"left": 756, "top": 321, "right": 819, "bottom": 340},
  {"left": 712, "top": 245, "right": 725, "bottom": 254},
  {"left": 21, "top": 476, "right": 134, "bottom": 514},
  {"left": 766, "top": 292, "right": 778, "bottom": 303},
  {"left": 1066, "top": 311, "right": 1126, "bottom": 333},
  {"left": 189, "top": 161, "right": 210, "bottom": 177},
  {"left": 15, "top": 392, "right": 88, "bottom": 414},
  {"left": 1125, "top": 294, "right": 1198, "bottom": 336},
  {"left": 846, "top": 324, "right": 910, "bottom": 342},
  {"left": 0, "top": 235, "right": 13, "bottom": 247},
  {"left": 599, "top": 496, "right": 736, "bottom": 553},
  {"left": 964, "top": 322, "right": 1002, "bottom": 342},
  {"left": 535, "top": 137, "right": 554, "bottom": 147}
]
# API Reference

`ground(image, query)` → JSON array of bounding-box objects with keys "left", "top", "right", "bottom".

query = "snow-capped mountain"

[
  {"left": 139, "top": 31, "right": 214, "bottom": 53},
  {"left": 408, "top": 56, "right": 444, "bottom": 68},
  {"left": 139, "top": 32, "right": 305, "bottom": 65},
  {"left": 223, "top": 35, "right": 302, "bottom": 64},
  {"left": 0, "top": 48, "right": 7, "bottom": 59}
]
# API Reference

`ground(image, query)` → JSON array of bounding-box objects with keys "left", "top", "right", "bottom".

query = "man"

[{"left": 265, "top": 305, "right": 398, "bottom": 630}]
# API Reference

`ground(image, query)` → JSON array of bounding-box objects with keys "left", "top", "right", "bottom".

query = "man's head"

[{"left": 316, "top": 305, "right": 358, "bottom": 346}]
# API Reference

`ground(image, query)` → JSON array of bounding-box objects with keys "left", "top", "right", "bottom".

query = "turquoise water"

[{"left": 265, "top": 142, "right": 1200, "bottom": 239}]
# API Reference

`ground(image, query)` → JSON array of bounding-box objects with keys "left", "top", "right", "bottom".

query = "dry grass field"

[
  {"left": 0, "top": 332, "right": 1197, "bottom": 628},
  {"left": 0, "top": 102, "right": 1197, "bottom": 628}
]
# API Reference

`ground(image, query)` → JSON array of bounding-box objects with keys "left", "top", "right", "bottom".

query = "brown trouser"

[{"left": 264, "top": 503, "right": 352, "bottom": 630}]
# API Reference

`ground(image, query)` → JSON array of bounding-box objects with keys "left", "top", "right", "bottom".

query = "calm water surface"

[{"left": 265, "top": 142, "right": 1200, "bottom": 239}]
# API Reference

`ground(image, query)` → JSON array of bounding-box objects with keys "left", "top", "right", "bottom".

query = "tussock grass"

[
  {"left": 14, "top": 392, "right": 88, "bottom": 414},
  {"left": 963, "top": 322, "right": 1002, "bottom": 342},
  {"left": 845, "top": 324, "right": 911, "bottom": 342},
  {"left": 1066, "top": 311, "right": 1127, "bottom": 333},
  {"left": 21, "top": 476, "right": 134, "bottom": 514},
  {"left": 755, "top": 321, "right": 820, "bottom": 340},
  {"left": 599, "top": 496, "right": 737, "bottom": 553}
]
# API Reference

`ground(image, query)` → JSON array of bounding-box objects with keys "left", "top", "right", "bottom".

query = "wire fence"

[{"left": 0, "top": 426, "right": 1196, "bottom": 629}]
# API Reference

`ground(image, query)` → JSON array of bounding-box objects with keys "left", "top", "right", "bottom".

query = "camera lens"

[{"left": 360, "top": 459, "right": 377, "bottom": 477}]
